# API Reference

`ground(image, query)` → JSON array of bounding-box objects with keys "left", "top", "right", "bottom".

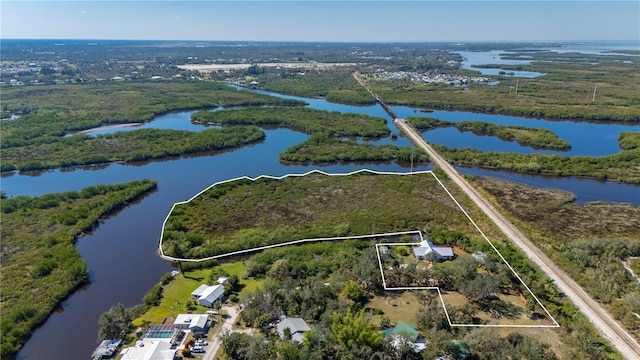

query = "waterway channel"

[{"left": 8, "top": 85, "right": 639, "bottom": 359}]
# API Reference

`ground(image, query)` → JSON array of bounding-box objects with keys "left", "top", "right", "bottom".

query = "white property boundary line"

[{"left": 158, "top": 169, "right": 559, "bottom": 328}]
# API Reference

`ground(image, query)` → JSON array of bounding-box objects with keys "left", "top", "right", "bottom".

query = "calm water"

[
  {"left": 8, "top": 86, "right": 639, "bottom": 359},
  {"left": 453, "top": 50, "right": 546, "bottom": 78}
]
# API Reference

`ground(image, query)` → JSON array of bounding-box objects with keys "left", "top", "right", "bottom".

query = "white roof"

[
  {"left": 190, "top": 315, "right": 208, "bottom": 329},
  {"left": 120, "top": 340, "right": 175, "bottom": 360},
  {"left": 199, "top": 284, "right": 224, "bottom": 303},
  {"left": 191, "top": 284, "right": 210, "bottom": 297},
  {"left": 413, "top": 245, "right": 432, "bottom": 258},
  {"left": 217, "top": 276, "right": 229, "bottom": 284},
  {"left": 433, "top": 246, "right": 454, "bottom": 257}
]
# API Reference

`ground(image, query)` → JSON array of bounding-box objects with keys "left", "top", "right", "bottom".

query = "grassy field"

[{"left": 367, "top": 291, "right": 432, "bottom": 326}]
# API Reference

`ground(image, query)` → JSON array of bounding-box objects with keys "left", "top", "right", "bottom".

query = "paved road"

[
  {"left": 394, "top": 117, "right": 640, "bottom": 359},
  {"left": 203, "top": 306, "right": 241, "bottom": 360}
]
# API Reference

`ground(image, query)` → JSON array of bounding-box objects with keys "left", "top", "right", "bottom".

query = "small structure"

[
  {"left": 413, "top": 240, "right": 455, "bottom": 261},
  {"left": 216, "top": 276, "right": 229, "bottom": 284},
  {"left": 383, "top": 321, "right": 425, "bottom": 352},
  {"left": 91, "top": 339, "right": 122, "bottom": 359},
  {"left": 191, "top": 284, "right": 224, "bottom": 307},
  {"left": 173, "top": 314, "right": 209, "bottom": 334},
  {"left": 276, "top": 317, "right": 311, "bottom": 344}
]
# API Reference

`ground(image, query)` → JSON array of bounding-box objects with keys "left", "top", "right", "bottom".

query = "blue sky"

[{"left": 2, "top": 1, "right": 639, "bottom": 42}]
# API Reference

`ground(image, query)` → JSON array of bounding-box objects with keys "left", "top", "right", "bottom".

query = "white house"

[
  {"left": 191, "top": 284, "right": 224, "bottom": 307},
  {"left": 413, "top": 240, "right": 455, "bottom": 261},
  {"left": 173, "top": 314, "right": 209, "bottom": 333},
  {"left": 120, "top": 339, "right": 177, "bottom": 360}
]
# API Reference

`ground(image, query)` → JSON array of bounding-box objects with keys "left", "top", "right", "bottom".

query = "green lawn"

[{"left": 133, "top": 262, "right": 264, "bottom": 326}]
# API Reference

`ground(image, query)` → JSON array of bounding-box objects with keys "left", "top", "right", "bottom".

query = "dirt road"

[{"left": 395, "top": 118, "right": 640, "bottom": 359}]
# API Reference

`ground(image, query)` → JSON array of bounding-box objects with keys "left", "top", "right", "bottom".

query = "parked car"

[
  {"left": 195, "top": 340, "right": 208, "bottom": 346},
  {"left": 192, "top": 345, "right": 204, "bottom": 352}
]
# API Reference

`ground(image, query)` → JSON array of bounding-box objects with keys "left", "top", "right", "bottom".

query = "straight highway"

[{"left": 353, "top": 73, "right": 640, "bottom": 359}]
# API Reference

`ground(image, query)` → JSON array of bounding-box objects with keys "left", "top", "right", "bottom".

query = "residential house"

[
  {"left": 119, "top": 340, "right": 177, "bottom": 360},
  {"left": 413, "top": 240, "right": 455, "bottom": 261},
  {"left": 276, "top": 317, "right": 311, "bottom": 344},
  {"left": 173, "top": 314, "right": 209, "bottom": 334},
  {"left": 191, "top": 284, "right": 224, "bottom": 307}
]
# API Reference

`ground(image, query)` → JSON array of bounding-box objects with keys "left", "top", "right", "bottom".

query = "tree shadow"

[{"left": 486, "top": 299, "right": 523, "bottom": 319}]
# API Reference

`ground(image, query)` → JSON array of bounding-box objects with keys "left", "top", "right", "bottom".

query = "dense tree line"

[
  {"left": 451, "top": 121, "right": 570, "bottom": 150},
  {"left": 279, "top": 134, "right": 429, "bottom": 164},
  {"left": 432, "top": 132, "right": 640, "bottom": 183},
  {"left": 407, "top": 117, "right": 577, "bottom": 150},
  {"left": 0, "top": 180, "right": 157, "bottom": 359},
  {"left": 1, "top": 126, "right": 265, "bottom": 172},
  {"left": 0, "top": 81, "right": 304, "bottom": 172},
  {"left": 191, "top": 106, "right": 390, "bottom": 137}
]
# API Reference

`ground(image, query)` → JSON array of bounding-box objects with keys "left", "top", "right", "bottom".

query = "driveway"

[{"left": 203, "top": 305, "right": 242, "bottom": 360}]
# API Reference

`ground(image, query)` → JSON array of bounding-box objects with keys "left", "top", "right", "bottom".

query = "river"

[{"left": 7, "top": 86, "right": 639, "bottom": 359}]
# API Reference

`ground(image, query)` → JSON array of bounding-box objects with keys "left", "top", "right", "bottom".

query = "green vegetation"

[
  {"left": 365, "top": 51, "right": 640, "bottom": 122},
  {"left": 280, "top": 133, "right": 429, "bottom": 164},
  {"left": 191, "top": 106, "right": 390, "bottom": 137},
  {"left": 161, "top": 172, "right": 474, "bottom": 259},
  {"left": 433, "top": 131, "right": 640, "bottom": 183},
  {"left": 143, "top": 171, "right": 621, "bottom": 358},
  {"left": 279, "top": 123, "right": 588, "bottom": 177},
  {"left": 1, "top": 81, "right": 303, "bottom": 172},
  {"left": 1, "top": 126, "right": 265, "bottom": 172},
  {"left": 223, "top": 240, "right": 561, "bottom": 360},
  {"left": 629, "top": 258, "right": 640, "bottom": 278},
  {"left": 251, "top": 68, "right": 375, "bottom": 104},
  {"left": 406, "top": 115, "right": 572, "bottom": 151},
  {"left": 451, "top": 121, "right": 570, "bottom": 150},
  {"left": 473, "top": 176, "right": 640, "bottom": 340},
  {"left": 0, "top": 180, "right": 157, "bottom": 359},
  {"left": 404, "top": 116, "right": 451, "bottom": 130}
]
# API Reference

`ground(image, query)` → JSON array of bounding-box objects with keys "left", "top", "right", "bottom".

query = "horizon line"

[{"left": 2, "top": 38, "right": 638, "bottom": 44}]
